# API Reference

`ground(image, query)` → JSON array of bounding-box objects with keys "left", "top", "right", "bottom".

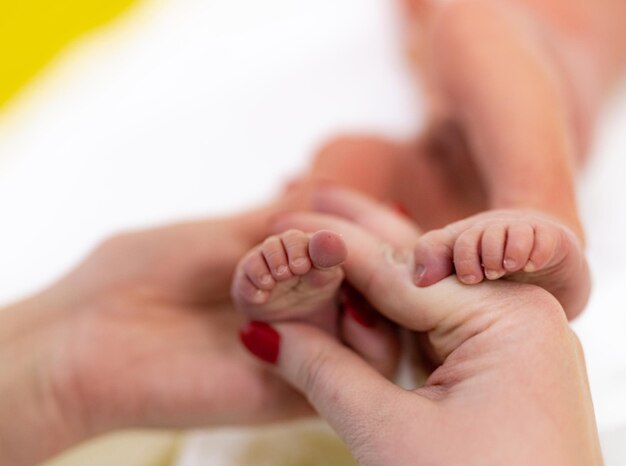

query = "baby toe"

[
  {"left": 280, "top": 229, "right": 312, "bottom": 275},
  {"left": 453, "top": 227, "right": 484, "bottom": 284},
  {"left": 503, "top": 223, "right": 534, "bottom": 272},
  {"left": 242, "top": 249, "right": 275, "bottom": 290},
  {"left": 308, "top": 230, "right": 347, "bottom": 269},
  {"left": 262, "top": 235, "right": 293, "bottom": 281},
  {"left": 413, "top": 229, "right": 455, "bottom": 286},
  {"left": 233, "top": 272, "right": 270, "bottom": 305},
  {"left": 481, "top": 224, "right": 507, "bottom": 280},
  {"left": 525, "top": 223, "right": 558, "bottom": 272}
]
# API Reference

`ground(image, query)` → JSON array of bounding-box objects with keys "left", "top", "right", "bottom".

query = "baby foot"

[
  {"left": 231, "top": 229, "right": 347, "bottom": 333},
  {"left": 413, "top": 209, "right": 590, "bottom": 319}
]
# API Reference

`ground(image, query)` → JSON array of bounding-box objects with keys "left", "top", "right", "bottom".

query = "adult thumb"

[{"left": 239, "top": 321, "right": 429, "bottom": 451}]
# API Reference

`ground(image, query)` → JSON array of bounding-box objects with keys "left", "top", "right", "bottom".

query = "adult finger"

[
  {"left": 273, "top": 209, "right": 506, "bottom": 344},
  {"left": 312, "top": 186, "right": 421, "bottom": 250},
  {"left": 309, "top": 135, "right": 408, "bottom": 202},
  {"left": 339, "top": 284, "right": 401, "bottom": 378},
  {"left": 239, "top": 321, "right": 431, "bottom": 449}
]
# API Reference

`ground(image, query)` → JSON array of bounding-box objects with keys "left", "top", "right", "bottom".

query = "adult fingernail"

[
  {"left": 239, "top": 321, "right": 281, "bottom": 364},
  {"left": 414, "top": 263, "right": 426, "bottom": 283},
  {"left": 345, "top": 302, "right": 377, "bottom": 327},
  {"left": 391, "top": 202, "right": 410, "bottom": 218},
  {"left": 341, "top": 285, "right": 377, "bottom": 327}
]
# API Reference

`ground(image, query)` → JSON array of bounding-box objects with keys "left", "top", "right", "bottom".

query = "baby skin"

[
  {"left": 232, "top": 226, "right": 401, "bottom": 377},
  {"left": 413, "top": 209, "right": 590, "bottom": 319},
  {"left": 231, "top": 229, "right": 348, "bottom": 334}
]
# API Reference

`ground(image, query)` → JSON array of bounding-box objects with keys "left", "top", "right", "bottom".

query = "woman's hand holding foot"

[
  {"left": 246, "top": 188, "right": 602, "bottom": 466},
  {"left": 231, "top": 228, "right": 401, "bottom": 378},
  {"left": 0, "top": 211, "right": 310, "bottom": 466}
]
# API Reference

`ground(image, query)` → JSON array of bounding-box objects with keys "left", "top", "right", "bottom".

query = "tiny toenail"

[
  {"left": 291, "top": 257, "right": 308, "bottom": 268},
  {"left": 461, "top": 274, "right": 477, "bottom": 284},
  {"left": 414, "top": 264, "right": 425, "bottom": 283},
  {"left": 485, "top": 269, "right": 501, "bottom": 280},
  {"left": 254, "top": 289, "right": 268, "bottom": 302},
  {"left": 276, "top": 265, "right": 288, "bottom": 275},
  {"left": 503, "top": 258, "right": 516, "bottom": 270},
  {"left": 524, "top": 261, "right": 536, "bottom": 272},
  {"left": 260, "top": 274, "right": 273, "bottom": 285}
]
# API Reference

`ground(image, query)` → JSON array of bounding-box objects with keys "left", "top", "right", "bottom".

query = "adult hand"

[
  {"left": 0, "top": 206, "right": 311, "bottom": 466},
  {"left": 242, "top": 188, "right": 602, "bottom": 465}
]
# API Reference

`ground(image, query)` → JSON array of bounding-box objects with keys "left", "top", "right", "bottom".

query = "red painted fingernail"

[
  {"left": 341, "top": 284, "right": 377, "bottom": 327},
  {"left": 239, "top": 321, "right": 281, "bottom": 364},
  {"left": 391, "top": 202, "right": 410, "bottom": 218},
  {"left": 345, "top": 303, "right": 377, "bottom": 327}
]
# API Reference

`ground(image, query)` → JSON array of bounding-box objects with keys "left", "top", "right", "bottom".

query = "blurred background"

[{"left": 1, "top": 0, "right": 626, "bottom": 464}]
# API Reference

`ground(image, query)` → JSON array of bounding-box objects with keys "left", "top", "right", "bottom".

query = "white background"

[{"left": 1, "top": 0, "right": 625, "bottom": 463}]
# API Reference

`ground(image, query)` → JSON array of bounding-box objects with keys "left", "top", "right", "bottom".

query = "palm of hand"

[{"left": 47, "top": 219, "right": 307, "bottom": 437}]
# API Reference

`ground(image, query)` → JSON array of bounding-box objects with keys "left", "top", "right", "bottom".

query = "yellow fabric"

[
  {"left": 0, "top": 0, "right": 142, "bottom": 109},
  {"left": 229, "top": 420, "right": 357, "bottom": 466},
  {"left": 41, "top": 423, "right": 358, "bottom": 466},
  {"left": 42, "top": 431, "right": 180, "bottom": 466}
]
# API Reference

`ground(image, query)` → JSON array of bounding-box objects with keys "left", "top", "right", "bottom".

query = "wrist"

[{"left": 0, "top": 299, "right": 90, "bottom": 465}]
